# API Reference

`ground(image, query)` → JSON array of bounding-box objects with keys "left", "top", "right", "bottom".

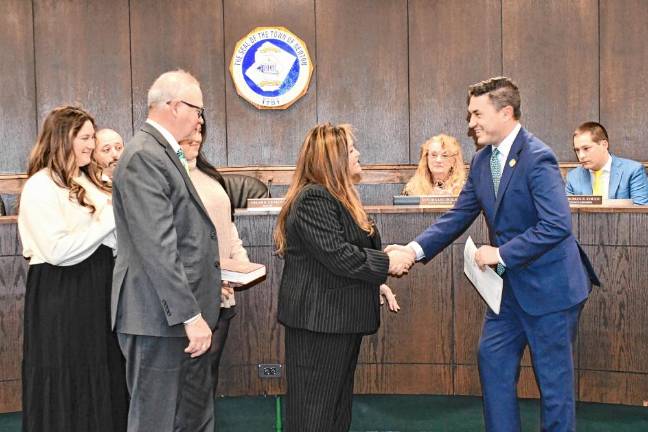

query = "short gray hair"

[{"left": 147, "top": 70, "right": 200, "bottom": 108}]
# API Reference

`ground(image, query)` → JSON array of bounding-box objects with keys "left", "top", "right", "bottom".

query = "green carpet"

[
  {"left": 1, "top": 395, "right": 647, "bottom": 431},
  {"left": 348, "top": 395, "right": 648, "bottom": 431}
]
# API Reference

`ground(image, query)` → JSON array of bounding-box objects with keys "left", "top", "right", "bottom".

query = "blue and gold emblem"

[{"left": 230, "top": 27, "right": 314, "bottom": 110}]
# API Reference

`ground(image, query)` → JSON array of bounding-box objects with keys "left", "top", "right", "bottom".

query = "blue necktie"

[{"left": 490, "top": 148, "right": 505, "bottom": 276}]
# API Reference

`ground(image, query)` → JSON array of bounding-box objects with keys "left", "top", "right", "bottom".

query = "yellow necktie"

[{"left": 592, "top": 170, "right": 603, "bottom": 196}]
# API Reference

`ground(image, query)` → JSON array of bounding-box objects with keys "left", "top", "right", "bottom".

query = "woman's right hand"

[
  {"left": 221, "top": 282, "right": 235, "bottom": 302},
  {"left": 379, "top": 284, "right": 400, "bottom": 312}
]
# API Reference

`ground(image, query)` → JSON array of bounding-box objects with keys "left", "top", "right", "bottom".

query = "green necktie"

[
  {"left": 176, "top": 148, "right": 189, "bottom": 173},
  {"left": 490, "top": 147, "right": 505, "bottom": 276},
  {"left": 490, "top": 147, "right": 502, "bottom": 195}
]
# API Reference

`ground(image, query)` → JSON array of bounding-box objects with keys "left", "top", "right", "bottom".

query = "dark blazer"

[
  {"left": 278, "top": 184, "right": 389, "bottom": 334},
  {"left": 415, "top": 127, "right": 599, "bottom": 316},
  {"left": 565, "top": 154, "right": 648, "bottom": 205},
  {"left": 111, "top": 122, "right": 221, "bottom": 337}
]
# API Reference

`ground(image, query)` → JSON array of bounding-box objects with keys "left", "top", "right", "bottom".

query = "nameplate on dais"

[
  {"left": 393, "top": 195, "right": 457, "bottom": 206},
  {"left": 567, "top": 195, "right": 603, "bottom": 205},
  {"left": 247, "top": 198, "right": 285, "bottom": 210}
]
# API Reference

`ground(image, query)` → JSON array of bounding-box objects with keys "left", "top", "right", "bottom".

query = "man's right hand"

[
  {"left": 184, "top": 316, "right": 212, "bottom": 358},
  {"left": 385, "top": 245, "right": 416, "bottom": 276}
]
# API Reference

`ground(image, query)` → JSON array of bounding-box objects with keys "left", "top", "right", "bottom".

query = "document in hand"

[
  {"left": 463, "top": 236, "right": 503, "bottom": 314},
  {"left": 220, "top": 259, "right": 266, "bottom": 285}
]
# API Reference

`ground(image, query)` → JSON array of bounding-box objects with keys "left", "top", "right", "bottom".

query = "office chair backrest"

[{"left": 221, "top": 174, "right": 269, "bottom": 209}]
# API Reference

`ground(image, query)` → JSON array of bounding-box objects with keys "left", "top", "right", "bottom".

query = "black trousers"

[
  {"left": 284, "top": 327, "right": 364, "bottom": 432},
  {"left": 211, "top": 307, "right": 235, "bottom": 396}
]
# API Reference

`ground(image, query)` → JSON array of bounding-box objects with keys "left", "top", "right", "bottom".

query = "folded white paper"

[{"left": 463, "top": 236, "right": 503, "bottom": 314}]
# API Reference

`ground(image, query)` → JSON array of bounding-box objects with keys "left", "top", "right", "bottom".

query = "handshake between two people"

[
  {"left": 383, "top": 243, "right": 502, "bottom": 277},
  {"left": 384, "top": 244, "right": 416, "bottom": 277}
]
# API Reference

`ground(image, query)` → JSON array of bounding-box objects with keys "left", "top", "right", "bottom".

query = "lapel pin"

[{"left": 509, "top": 159, "right": 516, "bottom": 167}]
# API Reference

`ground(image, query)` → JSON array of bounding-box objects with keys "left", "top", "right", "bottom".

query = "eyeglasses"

[
  {"left": 428, "top": 153, "right": 456, "bottom": 161},
  {"left": 169, "top": 100, "right": 205, "bottom": 118}
]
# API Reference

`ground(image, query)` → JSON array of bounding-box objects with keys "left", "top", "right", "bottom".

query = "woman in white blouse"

[
  {"left": 18, "top": 106, "right": 128, "bottom": 432},
  {"left": 179, "top": 121, "right": 249, "bottom": 395}
]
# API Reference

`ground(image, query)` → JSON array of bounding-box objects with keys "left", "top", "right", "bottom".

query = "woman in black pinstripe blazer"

[{"left": 274, "top": 123, "right": 413, "bottom": 431}]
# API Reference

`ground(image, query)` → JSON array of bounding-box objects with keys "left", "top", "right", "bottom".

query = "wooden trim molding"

[
  {"left": 5, "top": 162, "right": 646, "bottom": 194},
  {"left": 216, "top": 164, "right": 419, "bottom": 186},
  {"left": 0, "top": 174, "right": 28, "bottom": 194}
]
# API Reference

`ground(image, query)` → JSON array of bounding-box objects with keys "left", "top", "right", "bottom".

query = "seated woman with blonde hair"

[{"left": 403, "top": 134, "right": 466, "bottom": 196}]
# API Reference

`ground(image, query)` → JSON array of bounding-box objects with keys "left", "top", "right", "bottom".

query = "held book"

[{"left": 220, "top": 259, "right": 266, "bottom": 285}]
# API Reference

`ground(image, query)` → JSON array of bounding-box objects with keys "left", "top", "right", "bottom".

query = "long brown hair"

[
  {"left": 274, "top": 123, "right": 372, "bottom": 255},
  {"left": 26, "top": 105, "right": 109, "bottom": 213},
  {"left": 403, "top": 134, "right": 466, "bottom": 196}
]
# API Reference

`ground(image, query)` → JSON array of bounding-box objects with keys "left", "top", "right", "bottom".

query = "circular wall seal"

[{"left": 230, "top": 26, "right": 314, "bottom": 110}]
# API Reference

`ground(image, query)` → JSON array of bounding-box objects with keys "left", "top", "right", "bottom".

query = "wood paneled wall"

[
  {"left": 2, "top": 207, "right": 648, "bottom": 412},
  {"left": 1, "top": 0, "right": 647, "bottom": 173},
  {"left": 600, "top": 0, "right": 648, "bottom": 163},
  {"left": 0, "top": 222, "right": 25, "bottom": 413},
  {"left": 131, "top": 0, "right": 229, "bottom": 166},
  {"left": 409, "top": 0, "right": 501, "bottom": 163},
  {"left": 218, "top": 208, "right": 648, "bottom": 406},
  {"left": 502, "top": 0, "right": 599, "bottom": 161},
  {"left": 0, "top": 0, "right": 36, "bottom": 174}
]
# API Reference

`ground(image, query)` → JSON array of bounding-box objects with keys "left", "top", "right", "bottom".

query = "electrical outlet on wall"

[{"left": 258, "top": 363, "right": 282, "bottom": 378}]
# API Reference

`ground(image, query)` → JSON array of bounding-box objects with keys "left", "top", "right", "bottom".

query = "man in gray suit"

[{"left": 112, "top": 70, "right": 221, "bottom": 431}]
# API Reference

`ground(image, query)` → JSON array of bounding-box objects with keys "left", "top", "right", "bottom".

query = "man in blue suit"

[
  {"left": 388, "top": 77, "right": 599, "bottom": 431},
  {"left": 566, "top": 121, "right": 648, "bottom": 205}
]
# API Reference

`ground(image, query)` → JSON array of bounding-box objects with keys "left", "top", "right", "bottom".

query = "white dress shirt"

[
  {"left": 18, "top": 169, "right": 115, "bottom": 266},
  {"left": 492, "top": 122, "right": 521, "bottom": 169},
  {"left": 408, "top": 123, "right": 522, "bottom": 265},
  {"left": 146, "top": 119, "right": 182, "bottom": 154}
]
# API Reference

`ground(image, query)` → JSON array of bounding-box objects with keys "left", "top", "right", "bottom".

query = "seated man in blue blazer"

[{"left": 566, "top": 121, "right": 648, "bottom": 205}]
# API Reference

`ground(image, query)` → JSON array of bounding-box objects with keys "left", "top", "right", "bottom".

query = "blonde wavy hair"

[
  {"left": 25, "top": 106, "right": 109, "bottom": 213},
  {"left": 274, "top": 123, "right": 372, "bottom": 255},
  {"left": 403, "top": 134, "right": 466, "bottom": 196}
]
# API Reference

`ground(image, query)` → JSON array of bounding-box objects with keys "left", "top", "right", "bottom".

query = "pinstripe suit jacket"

[{"left": 278, "top": 184, "right": 390, "bottom": 335}]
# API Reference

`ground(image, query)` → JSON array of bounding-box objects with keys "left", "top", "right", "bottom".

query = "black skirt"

[{"left": 22, "top": 245, "right": 128, "bottom": 432}]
